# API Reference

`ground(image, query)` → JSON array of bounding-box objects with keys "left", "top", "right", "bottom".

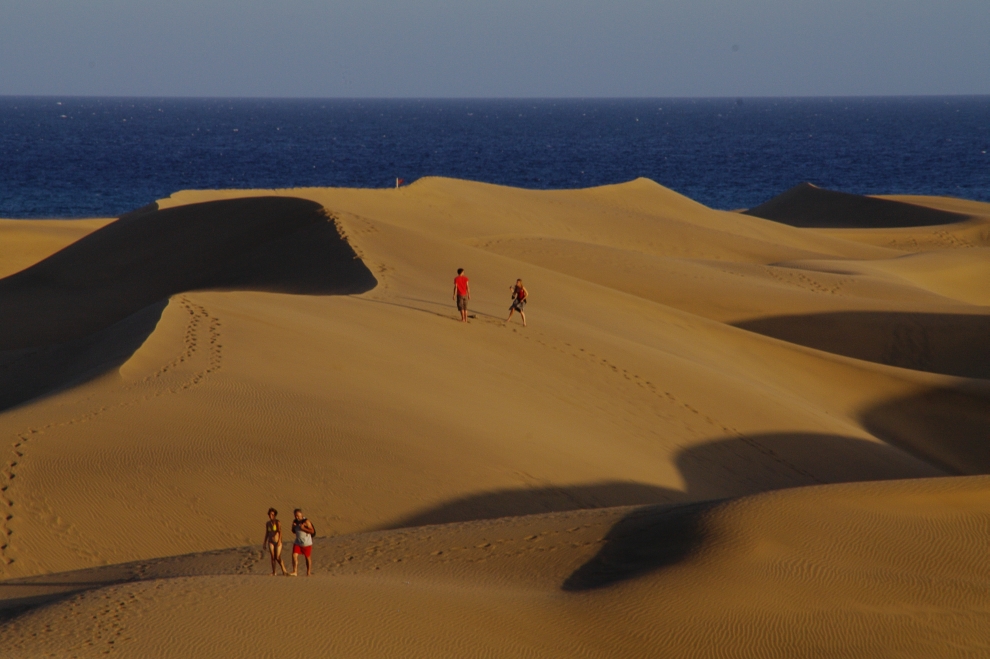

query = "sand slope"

[
  {"left": 3, "top": 477, "right": 988, "bottom": 658},
  {"left": 743, "top": 182, "right": 972, "bottom": 228},
  {"left": 1, "top": 179, "right": 988, "bottom": 656}
]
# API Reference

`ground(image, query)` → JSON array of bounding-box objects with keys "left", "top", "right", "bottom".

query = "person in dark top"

[{"left": 506, "top": 279, "right": 528, "bottom": 327}]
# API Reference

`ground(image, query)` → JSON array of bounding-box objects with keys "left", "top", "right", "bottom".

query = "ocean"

[{"left": 0, "top": 96, "right": 987, "bottom": 218}]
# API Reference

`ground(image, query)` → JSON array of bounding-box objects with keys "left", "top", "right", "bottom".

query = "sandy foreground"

[{"left": 0, "top": 178, "right": 987, "bottom": 657}]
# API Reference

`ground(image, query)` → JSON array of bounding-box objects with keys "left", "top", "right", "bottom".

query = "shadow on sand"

[
  {"left": 734, "top": 311, "right": 990, "bottom": 380},
  {"left": 1, "top": 416, "right": 984, "bottom": 614},
  {"left": 375, "top": 429, "right": 960, "bottom": 592},
  {"left": 381, "top": 431, "right": 943, "bottom": 533},
  {"left": 0, "top": 545, "right": 261, "bottom": 622},
  {"left": 563, "top": 384, "right": 990, "bottom": 592},
  {"left": 861, "top": 385, "right": 990, "bottom": 474},
  {"left": 0, "top": 197, "right": 377, "bottom": 412},
  {"left": 743, "top": 182, "right": 970, "bottom": 228},
  {"left": 561, "top": 501, "right": 716, "bottom": 591},
  {"left": 379, "top": 481, "right": 686, "bottom": 529}
]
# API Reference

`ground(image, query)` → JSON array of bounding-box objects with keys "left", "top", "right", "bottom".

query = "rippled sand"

[{"left": 1, "top": 178, "right": 988, "bottom": 657}]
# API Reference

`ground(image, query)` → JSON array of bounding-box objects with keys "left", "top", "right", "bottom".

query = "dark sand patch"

[{"left": 744, "top": 183, "right": 970, "bottom": 228}]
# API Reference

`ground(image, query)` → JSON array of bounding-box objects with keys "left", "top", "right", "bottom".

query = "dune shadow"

[
  {"left": 0, "top": 544, "right": 262, "bottom": 622},
  {"left": 562, "top": 430, "right": 948, "bottom": 592},
  {"left": 734, "top": 311, "right": 990, "bottom": 380},
  {"left": 674, "top": 431, "right": 941, "bottom": 500},
  {"left": 743, "top": 183, "right": 969, "bottom": 228},
  {"left": 380, "top": 432, "right": 938, "bottom": 533},
  {"left": 562, "top": 500, "right": 717, "bottom": 591},
  {"left": 0, "top": 427, "right": 971, "bottom": 607},
  {"left": 374, "top": 431, "right": 940, "bottom": 592},
  {"left": 0, "top": 196, "right": 377, "bottom": 412},
  {"left": 861, "top": 385, "right": 990, "bottom": 475},
  {"left": 378, "top": 481, "right": 686, "bottom": 530},
  {"left": 0, "top": 301, "right": 167, "bottom": 411}
]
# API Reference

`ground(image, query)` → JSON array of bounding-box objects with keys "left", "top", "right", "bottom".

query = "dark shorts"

[
  {"left": 510, "top": 299, "right": 527, "bottom": 312},
  {"left": 293, "top": 544, "right": 312, "bottom": 557},
  {"left": 457, "top": 295, "right": 469, "bottom": 311}
]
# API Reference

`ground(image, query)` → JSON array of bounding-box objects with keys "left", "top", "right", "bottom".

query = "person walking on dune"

[
  {"left": 289, "top": 508, "right": 315, "bottom": 576},
  {"left": 453, "top": 268, "right": 471, "bottom": 322},
  {"left": 506, "top": 279, "right": 528, "bottom": 327},
  {"left": 263, "top": 507, "right": 289, "bottom": 576}
]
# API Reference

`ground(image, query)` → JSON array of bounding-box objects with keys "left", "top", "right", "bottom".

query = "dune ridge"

[
  {"left": 0, "top": 197, "right": 375, "bottom": 411},
  {"left": 743, "top": 182, "right": 973, "bottom": 228},
  {"left": 0, "top": 178, "right": 988, "bottom": 657},
  {"left": 3, "top": 477, "right": 988, "bottom": 658}
]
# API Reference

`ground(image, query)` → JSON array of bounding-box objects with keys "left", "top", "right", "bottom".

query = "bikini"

[{"left": 267, "top": 519, "right": 281, "bottom": 547}]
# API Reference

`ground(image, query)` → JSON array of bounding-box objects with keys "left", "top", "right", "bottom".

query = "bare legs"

[
  {"left": 290, "top": 551, "right": 312, "bottom": 576},
  {"left": 268, "top": 542, "right": 288, "bottom": 576},
  {"left": 506, "top": 309, "right": 526, "bottom": 327}
]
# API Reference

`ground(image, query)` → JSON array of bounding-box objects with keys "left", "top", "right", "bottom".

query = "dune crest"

[
  {"left": 0, "top": 178, "right": 987, "bottom": 656},
  {"left": 744, "top": 182, "right": 972, "bottom": 228},
  {"left": 0, "top": 197, "right": 375, "bottom": 411}
]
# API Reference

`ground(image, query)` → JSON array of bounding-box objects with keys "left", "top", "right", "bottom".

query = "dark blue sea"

[{"left": 1, "top": 97, "right": 988, "bottom": 218}]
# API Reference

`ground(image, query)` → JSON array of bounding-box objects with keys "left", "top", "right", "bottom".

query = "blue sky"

[{"left": 1, "top": 0, "right": 988, "bottom": 97}]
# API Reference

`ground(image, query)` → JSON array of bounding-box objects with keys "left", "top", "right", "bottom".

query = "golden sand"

[{"left": 0, "top": 179, "right": 987, "bottom": 657}]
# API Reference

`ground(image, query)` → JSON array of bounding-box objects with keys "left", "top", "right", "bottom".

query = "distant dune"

[
  {"left": 743, "top": 182, "right": 971, "bottom": 228},
  {"left": 0, "top": 178, "right": 987, "bottom": 657}
]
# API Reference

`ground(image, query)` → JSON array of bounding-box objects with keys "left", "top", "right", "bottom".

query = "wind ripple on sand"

[
  {"left": 1, "top": 180, "right": 988, "bottom": 656},
  {"left": 2, "top": 478, "right": 989, "bottom": 657}
]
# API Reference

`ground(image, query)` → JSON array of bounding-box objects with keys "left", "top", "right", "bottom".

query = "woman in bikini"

[
  {"left": 263, "top": 508, "right": 289, "bottom": 576},
  {"left": 506, "top": 279, "right": 528, "bottom": 327}
]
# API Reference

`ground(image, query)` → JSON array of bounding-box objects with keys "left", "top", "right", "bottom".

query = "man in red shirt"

[{"left": 453, "top": 268, "right": 470, "bottom": 322}]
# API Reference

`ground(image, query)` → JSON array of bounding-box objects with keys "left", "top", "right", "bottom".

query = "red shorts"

[{"left": 292, "top": 544, "right": 312, "bottom": 557}]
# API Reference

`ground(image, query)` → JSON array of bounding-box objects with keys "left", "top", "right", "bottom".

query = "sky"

[{"left": 1, "top": 0, "right": 988, "bottom": 98}]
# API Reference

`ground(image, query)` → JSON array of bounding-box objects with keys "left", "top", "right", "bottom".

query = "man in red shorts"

[
  {"left": 289, "top": 508, "right": 315, "bottom": 576},
  {"left": 452, "top": 268, "right": 471, "bottom": 322}
]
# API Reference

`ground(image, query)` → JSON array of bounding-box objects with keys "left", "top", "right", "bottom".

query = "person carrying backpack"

[
  {"left": 289, "top": 508, "right": 316, "bottom": 576},
  {"left": 506, "top": 279, "right": 528, "bottom": 327}
]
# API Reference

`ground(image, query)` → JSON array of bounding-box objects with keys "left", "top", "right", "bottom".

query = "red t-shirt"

[{"left": 454, "top": 275, "right": 469, "bottom": 296}]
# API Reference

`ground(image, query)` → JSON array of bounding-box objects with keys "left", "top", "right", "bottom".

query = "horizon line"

[{"left": 2, "top": 93, "right": 989, "bottom": 102}]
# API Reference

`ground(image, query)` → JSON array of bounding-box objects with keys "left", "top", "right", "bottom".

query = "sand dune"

[
  {"left": 1, "top": 178, "right": 988, "bottom": 656},
  {"left": 735, "top": 310, "right": 989, "bottom": 379},
  {"left": 0, "top": 218, "right": 113, "bottom": 279},
  {"left": 743, "top": 182, "right": 972, "bottom": 228},
  {"left": 0, "top": 197, "right": 373, "bottom": 350},
  {"left": 0, "top": 197, "right": 374, "bottom": 411},
  {"left": 3, "top": 478, "right": 988, "bottom": 658}
]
